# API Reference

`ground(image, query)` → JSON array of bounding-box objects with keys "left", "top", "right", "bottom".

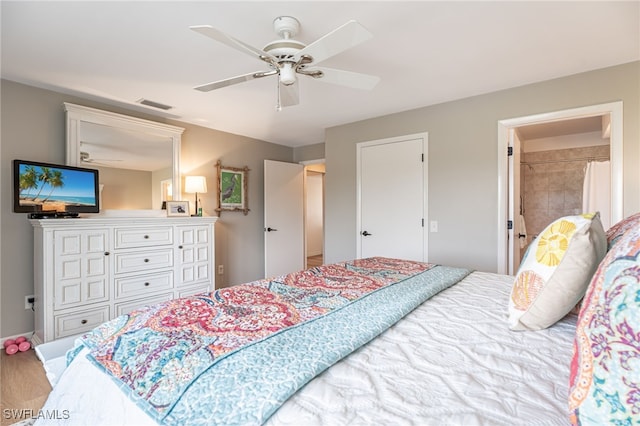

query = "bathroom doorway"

[
  {"left": 497, "top": 101, "right": 623, "bottom": 275},
  {"left": 514, "top": 118, "right": 611, "bottom": 271}
]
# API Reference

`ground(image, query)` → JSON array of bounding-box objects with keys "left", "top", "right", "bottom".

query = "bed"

[{"left": 35, "top": 212, "right": 640, "bottom": 426}]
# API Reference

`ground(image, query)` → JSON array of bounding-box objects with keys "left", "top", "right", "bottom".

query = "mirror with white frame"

[{"left": 64, "top": 103, "right": 184, "bottom": 211}]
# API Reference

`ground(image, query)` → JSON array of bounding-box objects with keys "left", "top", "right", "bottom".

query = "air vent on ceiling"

[{"left": 137, "top": 98, "right": 173, "bottom": 110}]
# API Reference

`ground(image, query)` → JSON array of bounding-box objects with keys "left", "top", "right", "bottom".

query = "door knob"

[
  {"left": 266, "top": 227, "right": 278, "bottom": 232},
  {"left": 361, "top": 230, "right": 372, "bottom": 236}
]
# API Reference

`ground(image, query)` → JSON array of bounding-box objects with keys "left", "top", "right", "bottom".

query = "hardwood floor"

[
  {"left": 1, "top": 349, "right": 51, "bottom": 426},
  {"left": 307, "top": 254, "right": 323, "bottom": 267}
]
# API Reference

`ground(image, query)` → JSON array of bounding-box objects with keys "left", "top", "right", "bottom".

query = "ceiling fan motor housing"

[
  {"left": 263, "top": 17, "right": 308, "bottom": 86},
  {"left": 262, "top": 39, "right": 305, "bottom": 59},
  {"left": 263, "top": 16, "right": 306, "bottom": 60}
]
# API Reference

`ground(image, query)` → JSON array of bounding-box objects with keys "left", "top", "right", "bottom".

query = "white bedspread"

[
  {"left": 268, "top": 271, "right": 576, "bottom": 425},
  {"left": 37, "top": 271, "right": 576, "bottom": 425}
]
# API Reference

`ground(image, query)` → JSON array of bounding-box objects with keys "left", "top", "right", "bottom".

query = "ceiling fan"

[
  {"left": 80, "top": 151, "right": 122, "bottom": 165},
  {"left": 190, "top": 16, "right": 380, "bottom": 109}
]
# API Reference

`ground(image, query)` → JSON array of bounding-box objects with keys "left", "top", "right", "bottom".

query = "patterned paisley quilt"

[{"left": 70, "top": 257, "right": 471, "bottom": 425}]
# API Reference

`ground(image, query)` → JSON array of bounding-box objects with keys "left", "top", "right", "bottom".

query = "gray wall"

[
  {"left": 0, "top": 79, "right": 292, "bottom": 337},
  {"left": 293, "top": 142, "right": 325, "bottom": 163},
  {"left": 324, "top": 61, "right": 640, "bottom": 270}
]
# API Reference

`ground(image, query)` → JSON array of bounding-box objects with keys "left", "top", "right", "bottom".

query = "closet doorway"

[{"left": 497, "top": 102, "right": 623, "bottom": 275}]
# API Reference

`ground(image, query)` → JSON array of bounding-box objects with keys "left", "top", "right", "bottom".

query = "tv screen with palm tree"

[{"left": 13, "top": 159, "right": 100, "bottom": 214}]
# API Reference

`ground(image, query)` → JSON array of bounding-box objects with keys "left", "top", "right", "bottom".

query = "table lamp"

[{"left": 184, "top": 175, "right": 207, "bottom": 216}]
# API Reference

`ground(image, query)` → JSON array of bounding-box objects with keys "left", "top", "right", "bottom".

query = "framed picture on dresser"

[{"left": 166, "top": 200, "right": 189, "bottom": 217}]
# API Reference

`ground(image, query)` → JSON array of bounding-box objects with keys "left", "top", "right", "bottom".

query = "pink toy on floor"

[
  {"left": 5, "top": 343, "right": 19, "bottom": 355},
  {"left": 4, "top": 337, "right": 31, "bottom": 355}
]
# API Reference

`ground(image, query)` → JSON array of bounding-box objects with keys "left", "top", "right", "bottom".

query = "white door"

[
  {"left": 264, "top": 160, "right": 305, "bottom": 278},
  {"left": 357, "top": 134, "right": 427, "bottom": 262}
]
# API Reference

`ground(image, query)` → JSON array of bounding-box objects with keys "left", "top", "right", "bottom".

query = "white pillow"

[{"left": 508, "top": 213, "right": 606, "bottom": 331}]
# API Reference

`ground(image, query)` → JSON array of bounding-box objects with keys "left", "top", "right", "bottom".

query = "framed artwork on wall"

[{"left": 216, "top": 160, "right": 249, "bottom": 215}]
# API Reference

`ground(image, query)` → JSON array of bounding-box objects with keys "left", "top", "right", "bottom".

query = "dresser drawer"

[
  {"left": 114, "top": 227, "right": 173, "bottom": 249},
  {"left": 115, "top": 271, "right": 174, "bottom": 299},
  {"left": 114, "top": 293, "right": 173, "bottom": 316},
  {"left": 114, "top": 249, "right": 173, "bottom": 274},
  {"left": 55, "top": 306, "right": 109, "bottom": 339}
]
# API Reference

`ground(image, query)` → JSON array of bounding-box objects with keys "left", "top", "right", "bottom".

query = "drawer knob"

[
  {"left": 144, "top": 235, "right": 149, "bottom": 239},
  {"left": 144, "top": 258, "right": 150, "bottom": 263},
  {"left": 178, "top": 245, "right": 183, "bottom": 249},
  {"left": 144, "top": 282, "right": 150, "bottom": 287},
  {"left": 104, "top": 251, "right": 110, "bottom": 256},
  {"left": 81, "top": 319, "right": 88, "bottom": 325}
]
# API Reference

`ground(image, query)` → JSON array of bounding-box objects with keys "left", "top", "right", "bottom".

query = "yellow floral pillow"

[{"left": 508, "top": 213, "right": 606, "bottom": 331}]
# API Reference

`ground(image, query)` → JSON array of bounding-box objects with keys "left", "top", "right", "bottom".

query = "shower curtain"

[{"left": 582, "top": 160, "right": 611, "bottom": 229}]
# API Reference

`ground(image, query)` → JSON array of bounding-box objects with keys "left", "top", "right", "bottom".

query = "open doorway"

[
  {"left": 497, "top": 101, "right": 623, "bottom": 275},
  {"left": 304, "top": 162, "right": 325, "bottom": 268},
  {"left": 513, "top": 117, "right": 611, "bottom": 272}
]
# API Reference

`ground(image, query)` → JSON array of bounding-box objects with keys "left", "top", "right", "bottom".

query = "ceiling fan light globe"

[{"left": 280, "top": 64, "right": 296, "bottom": 85}]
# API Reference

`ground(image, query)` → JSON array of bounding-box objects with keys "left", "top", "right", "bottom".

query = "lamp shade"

[{"left": 185, "top": 176, "right": 207, "bottom": 194}]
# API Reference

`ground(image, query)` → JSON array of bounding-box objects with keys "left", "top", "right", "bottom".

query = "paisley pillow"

[
  {"left": 569, "top": 220, "right": 640, "bottom": 424},
  {"left": 605, "top": 211, "right": 640, "bottom": 250},
  {"left": 508, "top": 213, "right": 606, "bottom": 331}
]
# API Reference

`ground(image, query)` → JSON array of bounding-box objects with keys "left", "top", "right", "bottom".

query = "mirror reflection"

[{"left": 65, "top": 103, "right": 184, "bottom": 211}]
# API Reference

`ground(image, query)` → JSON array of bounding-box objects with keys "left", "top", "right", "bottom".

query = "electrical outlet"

[
  {"left": 25, "top": 295, "right": 35, "bottom": 310},
  {"left": 217, "top": 264, "right": 224, "bottom": 275}
]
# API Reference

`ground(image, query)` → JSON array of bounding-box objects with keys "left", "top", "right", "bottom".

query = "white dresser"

[{"left": 30, "top": 215, "right": 217, "bottom": 344}]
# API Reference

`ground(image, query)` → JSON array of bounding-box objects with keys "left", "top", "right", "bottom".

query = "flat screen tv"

[{"left": 13, "top": 159, "right": 100, "bottom": 215}]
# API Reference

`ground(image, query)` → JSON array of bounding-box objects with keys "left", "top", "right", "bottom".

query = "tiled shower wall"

[{"left": 520, "top": 145, "right": 609, "bottom": 251}]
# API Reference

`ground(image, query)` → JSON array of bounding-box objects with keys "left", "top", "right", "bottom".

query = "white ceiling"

[{"left": 2, "top": 1, "right": 639, "bottom": 148}]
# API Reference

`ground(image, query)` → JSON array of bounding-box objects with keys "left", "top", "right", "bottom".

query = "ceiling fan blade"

[
  {"left": 190, "top": 25, "right": 277, "bottom": 62},
  {"left": 279, "top": 82, "right": 299, "bottom": 108},
  {"left": 296, "top": 20, "right": 373, "bottom": 65},
  {"left": 194, "top": 71, "right": 272, "bottom": 92},
  {"left": 80, "top": 151, "right": 122, "bottom": 163},
  {"left": 312, "top": 67, "right": 380, "bottom": 90}
]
